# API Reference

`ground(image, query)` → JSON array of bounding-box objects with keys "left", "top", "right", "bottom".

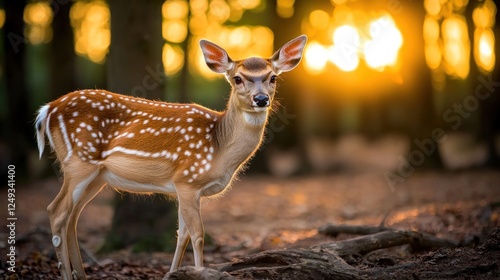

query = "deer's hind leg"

[
  {"left": 47, "top": 161, "right": 101, "bottom": 280},
  {"left": 66, "top": 174, "right": 105, "bottom": 279},
  {"left": 47, "top": 177, "right": 73, "bottom": 280}
]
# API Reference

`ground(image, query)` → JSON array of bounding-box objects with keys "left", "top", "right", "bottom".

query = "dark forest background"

[{"left": 1, "top": 0, "right": 499, "bottom": 252}]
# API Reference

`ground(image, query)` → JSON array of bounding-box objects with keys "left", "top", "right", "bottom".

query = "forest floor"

[{"left": 1, "top": 167, "right": 499, "bottom": 279}]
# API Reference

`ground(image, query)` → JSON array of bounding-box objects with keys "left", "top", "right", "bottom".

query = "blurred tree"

[
  {"left": 177, "top": 8, "right": 191, "bottom": 103},
  {"left": 248, "top": 0, "right": 316, "bottom": 175},
  {"left": 103, "top": 0, "right": 178, "bottom": 253},
  {"left": 3, "top": 0, "right": 30, "bottom": 180},
  {"left": 403, "top": 1, "right": 444, "bottom": 169},
  {"left": 475, "top": 3, "right": 500, "bottom": 166},
  {"left": 50, "top": 0, "right": 76, "bottom": 99}
]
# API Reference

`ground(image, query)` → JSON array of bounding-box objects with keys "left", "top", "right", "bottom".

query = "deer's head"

[{"left": 200, "top": 35, "right": 307, "bottom": 115}]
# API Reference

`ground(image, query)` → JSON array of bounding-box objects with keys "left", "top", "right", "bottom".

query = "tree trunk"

[
  {"left": 3, "top": 0, "right": 30, "bottom": 180},
  {"left": 247, "top": 0, "right": 315, "bottom": 175},
  {"left": 478, "top": 3, "right": 500, "bottom": 166},
  {"left": 50, "top": 0, "right": 76, "bottom": 99},
  {"left": 404, "top": 1, "right": 444, "bottom": 170},
  {"left": 103, "top": 0, "right": 178, "bottom": 253}
]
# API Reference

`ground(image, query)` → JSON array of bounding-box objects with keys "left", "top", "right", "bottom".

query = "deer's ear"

[
  {"left": 271, "top": 35, "right": 308, "bottom": 74},
  {"left": 200, "top": 40, "right": 234, "bottom": 74}
]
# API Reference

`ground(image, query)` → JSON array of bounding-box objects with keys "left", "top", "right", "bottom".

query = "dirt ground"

[{"left": 1, "top": 166, "right": 499, "bottom": 279}]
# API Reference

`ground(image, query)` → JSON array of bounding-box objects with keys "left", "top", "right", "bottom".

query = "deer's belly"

[{"left": 104, "top": 170, "right": 177, "bottom": 194}]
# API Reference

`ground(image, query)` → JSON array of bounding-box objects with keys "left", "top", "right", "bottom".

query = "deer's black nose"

[{"left": 253, "top": 94, "right": 269, "bottom": 107}]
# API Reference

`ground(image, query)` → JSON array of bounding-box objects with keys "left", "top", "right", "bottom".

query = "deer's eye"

[
  {"left": 233, "top": 76, "right": 243, "bottom": 85},
  {"left": 270, "top": 75, "right": 277, "bottom": 84}
]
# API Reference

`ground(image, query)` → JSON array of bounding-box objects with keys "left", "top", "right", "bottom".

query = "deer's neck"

[{"left": 214, "top": 97, "right": 268, "bottom": 171}]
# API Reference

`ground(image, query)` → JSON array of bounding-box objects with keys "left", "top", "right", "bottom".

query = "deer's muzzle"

[{"left": 252, "top": 94, "right": 270, "bottom": 108}]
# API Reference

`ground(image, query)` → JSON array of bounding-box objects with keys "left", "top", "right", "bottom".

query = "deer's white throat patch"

[{"left": 243, "top": 111, "right": 267, "bottom": 126}]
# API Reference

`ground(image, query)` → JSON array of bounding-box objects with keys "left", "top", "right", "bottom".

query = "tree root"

[{"left": 164, "top": 225, "right": 461, "bottom": 280}]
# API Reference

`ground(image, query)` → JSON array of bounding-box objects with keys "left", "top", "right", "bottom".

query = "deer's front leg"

[
  {"left": 170, "top": 209, "right": 190, "bottom": 272},
  {"left": 176, "top": 189, "right": 204, "bottom": 268}
]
